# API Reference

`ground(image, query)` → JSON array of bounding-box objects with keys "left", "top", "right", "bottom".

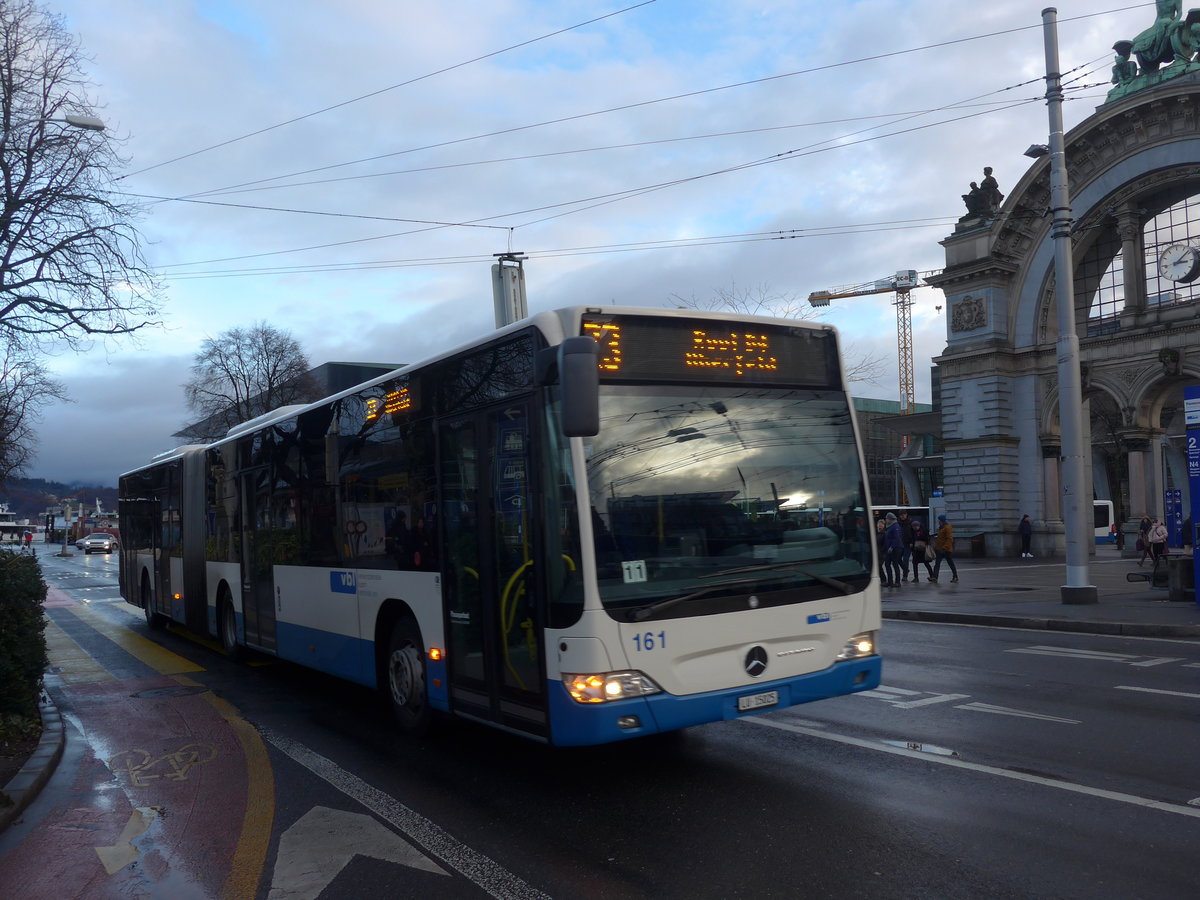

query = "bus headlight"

[
  {"left": 564, "top": 671, "right": 662, "bottom": 704},
  {"left": 836, "top": 632, "right": 877, "bottom": 660}
]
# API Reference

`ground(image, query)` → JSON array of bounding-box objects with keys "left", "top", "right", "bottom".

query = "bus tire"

[
  {"left": 386, "top": 617, "right": 431, "bottom": 736},
  {"left": 218, "top": 593, "right": 242, "bottom": 662},
  {"left": 142, "top": 573, "right": 166, "bottom": 630}
]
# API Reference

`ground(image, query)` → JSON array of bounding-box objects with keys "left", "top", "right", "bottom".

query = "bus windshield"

[{"left": 582, "top": 384, "right": 871, "bottom": 621}]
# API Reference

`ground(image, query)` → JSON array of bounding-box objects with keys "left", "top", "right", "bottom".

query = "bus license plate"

[{"left": 737, "top": 690, "right": 778, "bottom": 712}]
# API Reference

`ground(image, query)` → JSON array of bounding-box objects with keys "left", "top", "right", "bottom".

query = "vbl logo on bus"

[{"left": 330, "top": 571, "right": 356, "bottom": 594}]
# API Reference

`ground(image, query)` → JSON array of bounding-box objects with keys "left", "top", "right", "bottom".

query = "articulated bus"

[{"left": 118, "top": 307, "right": 881, "bottom": 746}]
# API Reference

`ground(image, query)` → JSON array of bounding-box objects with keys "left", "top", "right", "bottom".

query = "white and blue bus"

[{"left": 119, "top": 307, "right": 880, "bottom": 746}]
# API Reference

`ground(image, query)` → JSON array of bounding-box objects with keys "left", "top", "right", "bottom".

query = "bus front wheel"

[{"left": 386, "top": 618, "right": 431, "bottom": 736}]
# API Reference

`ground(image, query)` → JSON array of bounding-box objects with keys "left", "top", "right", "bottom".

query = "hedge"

[{"left": 0, "top": 550, "right": 48, "bottom": 742}]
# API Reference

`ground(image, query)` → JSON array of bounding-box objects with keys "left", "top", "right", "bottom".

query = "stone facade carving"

[{"left": 950, "top": 295, "right": 986, "bottom": 332}]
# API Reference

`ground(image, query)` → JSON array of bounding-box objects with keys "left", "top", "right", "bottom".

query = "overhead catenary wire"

[
  {"left": 116, "top": 0, "right": 662, "bottom": 182},
  {"left": 169, "top": 15, "right": 1078, "bottom": 201},
  {"left": 162, "top": 219, "right": 963, "bottom": 281},
  {"left": 135, "top": 10, "right": 1137, "bottom": 275},
  {"left": 152, "top": 88, "right": 1047, "bottom": 274}
]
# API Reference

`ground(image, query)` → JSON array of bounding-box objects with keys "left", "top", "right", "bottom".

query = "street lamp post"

[
  {"left": 1040, "top": 7, "right": 1097, "bottom": 604},
  {"left": 60, "top": 113, "right": 105, "bottom": 132}
]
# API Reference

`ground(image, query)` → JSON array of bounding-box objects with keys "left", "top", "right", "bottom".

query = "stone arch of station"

[{"left": 927, "top": 75, "right": 1200, "bottom": 556}]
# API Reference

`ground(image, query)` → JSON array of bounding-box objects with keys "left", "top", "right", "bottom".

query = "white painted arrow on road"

[{"left": 268, "top": 806, "right": 447, "bottom": 900}]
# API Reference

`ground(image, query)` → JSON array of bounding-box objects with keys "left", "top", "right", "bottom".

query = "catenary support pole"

[{"left": 1042, "top": 8, "right": 1096, "bottom": 603}]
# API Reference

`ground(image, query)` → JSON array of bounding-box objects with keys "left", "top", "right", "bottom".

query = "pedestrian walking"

[
  {"left": 1148, "top": 517, "right": 1169, "bottom": 563},
  {"left": 909, "top": 519, "right": 935, "bottom": 582},
  {"left": 898, "top": 510, "right": 913, "bottom": 581},
  {"left": 875, "top": 518, "right": 888, "bottom": 585},
  {"left": 929, "top": 513, "right": 959, "bottom": 583},
  {"left": 1137, "top": 515, "right": 1153, "bottom": 566},
  {"left": 883, "top": 513, "right": 904, "bottom": 588},
  {"left": 1018, "top": 514, "right": 1033, "bottom": 558}
]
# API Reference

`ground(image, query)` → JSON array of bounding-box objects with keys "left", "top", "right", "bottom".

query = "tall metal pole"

[{"left": 1042, "top": 8, "right": 1096, "bottom": 604}]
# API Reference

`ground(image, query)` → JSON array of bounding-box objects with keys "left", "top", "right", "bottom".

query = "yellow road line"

[
  {"left": 44, "top": 619, "right": 113, "bottom": 684},
  {"left": 66, "top": 604, "right": 203, "bottom": 675},
  {"left": 194, "top": 682, "right": 275, "bottom": 900}
]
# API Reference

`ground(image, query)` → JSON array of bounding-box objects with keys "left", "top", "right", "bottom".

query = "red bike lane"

[{"left": 0, "top": 589, "right": 273, "bottom": 899}]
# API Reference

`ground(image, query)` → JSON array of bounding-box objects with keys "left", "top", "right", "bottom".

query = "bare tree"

[
  {"left": 669, "top": 282, "right": 887, "bottom": 385},
  {"left": 179, "top": 322, "right": 322, "bottom": 442},
  {"left": 0, "top": 339, "right": 66, "bottom": 482},
  {"left": 0, "top": 0, "right": 160, "bottom": 349}
]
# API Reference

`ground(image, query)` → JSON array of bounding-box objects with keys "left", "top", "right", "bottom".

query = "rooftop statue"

[
  {"left": 1107, "top": 2, "right": 1200, "bottom": 101},
  {"left": 1112, "top": 40, "right": 1138, "bottom": 86},
  {"left": 1132, "top": 0, "right": 1182, "bottom": 72},
  {"left": 959, "top": 167, "right": 1004, "bottom": 222}
]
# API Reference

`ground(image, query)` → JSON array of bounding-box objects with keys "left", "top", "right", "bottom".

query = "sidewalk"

[{"left": 881, "top": 545, "right": 1200, "bottom": 637}]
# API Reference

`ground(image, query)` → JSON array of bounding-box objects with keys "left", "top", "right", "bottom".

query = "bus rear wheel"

[
  {"left": 386, "top": 618, "right": 431, "bottom": 736},
  {"left": 142, "top": 573, "right": 166, "bottom": 630},
  {"left": 219, "top": 593, "right": 242, "bottom": 662}
]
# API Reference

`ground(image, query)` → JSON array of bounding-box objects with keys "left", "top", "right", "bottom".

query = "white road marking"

[
  {"left": 1129, "top": 658, "right": 1186, "bottom": 667},
  {"left": 861, "top": 686, "right": 1077, "bottom": 723},
  {"left": 1115, "top": 685, "right": 1200, "bottom": 699},
  {"left": 893, "top": 693, "right": 970, "bottom": 709},
  {"left": 1009, "top": 646, "right": 1189, "bottom": 667},
  {"left": 859, "top": 687, "right": 922, "bottom": 699},
  {"left": 746, "top": 717, "right": 1200, "bottom": 819},
  {"left": 264, "top": 731, "right": 549, "bottom": 900},
  {"left": 953, "top": 702, "right": 1080, "bottom": 724},
  {"left": 95, "top": 807, "right": 159, "bottom": 875},
  {"left": 1009, "top": 646, "right": 1140, "bottom": 662},
  {"left": 268, "top": 806, "right": 446, "bottom": 899}
]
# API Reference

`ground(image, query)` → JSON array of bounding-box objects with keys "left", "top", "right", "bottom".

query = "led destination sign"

[{"left": 581, "top": 314, "right": 839, "bottom": 386}]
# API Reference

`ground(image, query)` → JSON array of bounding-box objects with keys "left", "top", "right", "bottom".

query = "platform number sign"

[{"left": 1186, "top": 386, "right": 1200, "bottom": 606}]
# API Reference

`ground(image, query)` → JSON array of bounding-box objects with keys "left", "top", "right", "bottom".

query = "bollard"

[{"left": 1166, "top": 556, "right": 1195, "bottom": 602}]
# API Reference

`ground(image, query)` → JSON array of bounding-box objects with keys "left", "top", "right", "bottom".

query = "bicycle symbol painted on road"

[{"left": 108, "top": 743, "right": 218, "bottom": 787}]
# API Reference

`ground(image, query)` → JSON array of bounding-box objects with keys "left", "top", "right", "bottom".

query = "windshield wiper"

[
  {"left": 629, "top": 576, "right": 762, "bottom": 622},
  {"left": 699, "top": 560, "right": 856, "bottom": 595}
]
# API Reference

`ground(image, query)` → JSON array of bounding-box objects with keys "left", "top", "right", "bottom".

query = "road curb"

[
  {"left": 0, "top": 692, "right": 65, "bottom": 832},
  {"left": 882, "top": 608, "right": 1200, "bottom": 637}
]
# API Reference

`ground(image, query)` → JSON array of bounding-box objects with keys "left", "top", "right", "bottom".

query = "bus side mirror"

[{"left": 558, "top": 337, "right": 599, "bottom": 437}]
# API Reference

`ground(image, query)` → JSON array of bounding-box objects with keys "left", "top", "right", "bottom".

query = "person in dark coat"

[
  {"left": 909, "top": 519, "right": 935, "bottom": 582},
  {"left": 883, "top": 513, "right": 904, "bottom": 588},
  {"left": 898, "top": 510, "right": 914, "bottom": 581},
  {"left": 1138, "top": 515, "right": 1153, "bottom": 566},
  {"left": 1018, "top": 514, "right": 1033, "bottom": 558}
]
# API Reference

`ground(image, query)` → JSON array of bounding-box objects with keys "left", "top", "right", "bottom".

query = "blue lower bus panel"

[{"left": 548, "top": 657, "right": 882, "bottom": 747}]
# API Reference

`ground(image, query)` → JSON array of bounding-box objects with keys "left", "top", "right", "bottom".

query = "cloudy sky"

[{"left": 27, "top": 1, "right": 1158, "bottom": 486}]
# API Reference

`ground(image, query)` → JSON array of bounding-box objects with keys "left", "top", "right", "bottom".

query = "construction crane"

[{"left": 808, "top": 269, "right": 930, "bottom": 427}]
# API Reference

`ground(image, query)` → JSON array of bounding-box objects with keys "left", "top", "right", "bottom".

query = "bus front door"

[
  {"left": 239, "top": 466, "right": 278, "bottom": 652},
  {"left": 440, "top": 402, "right": 547, "bottom": 738}
]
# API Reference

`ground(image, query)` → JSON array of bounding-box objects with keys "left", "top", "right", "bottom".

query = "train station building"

[{"left": 924, "top": 25, "right": 1200, "bottom": 556}]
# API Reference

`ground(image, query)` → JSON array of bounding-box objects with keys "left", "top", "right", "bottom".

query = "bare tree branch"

[
  {"left": 0, "top": 0, "right": 161, "bottom": 351},
  {"left": 0, "top": 337, "right": 66, "bottom": 482},
  {"left": 178, "top": 322, "right": 322, "bottom": 442}
]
